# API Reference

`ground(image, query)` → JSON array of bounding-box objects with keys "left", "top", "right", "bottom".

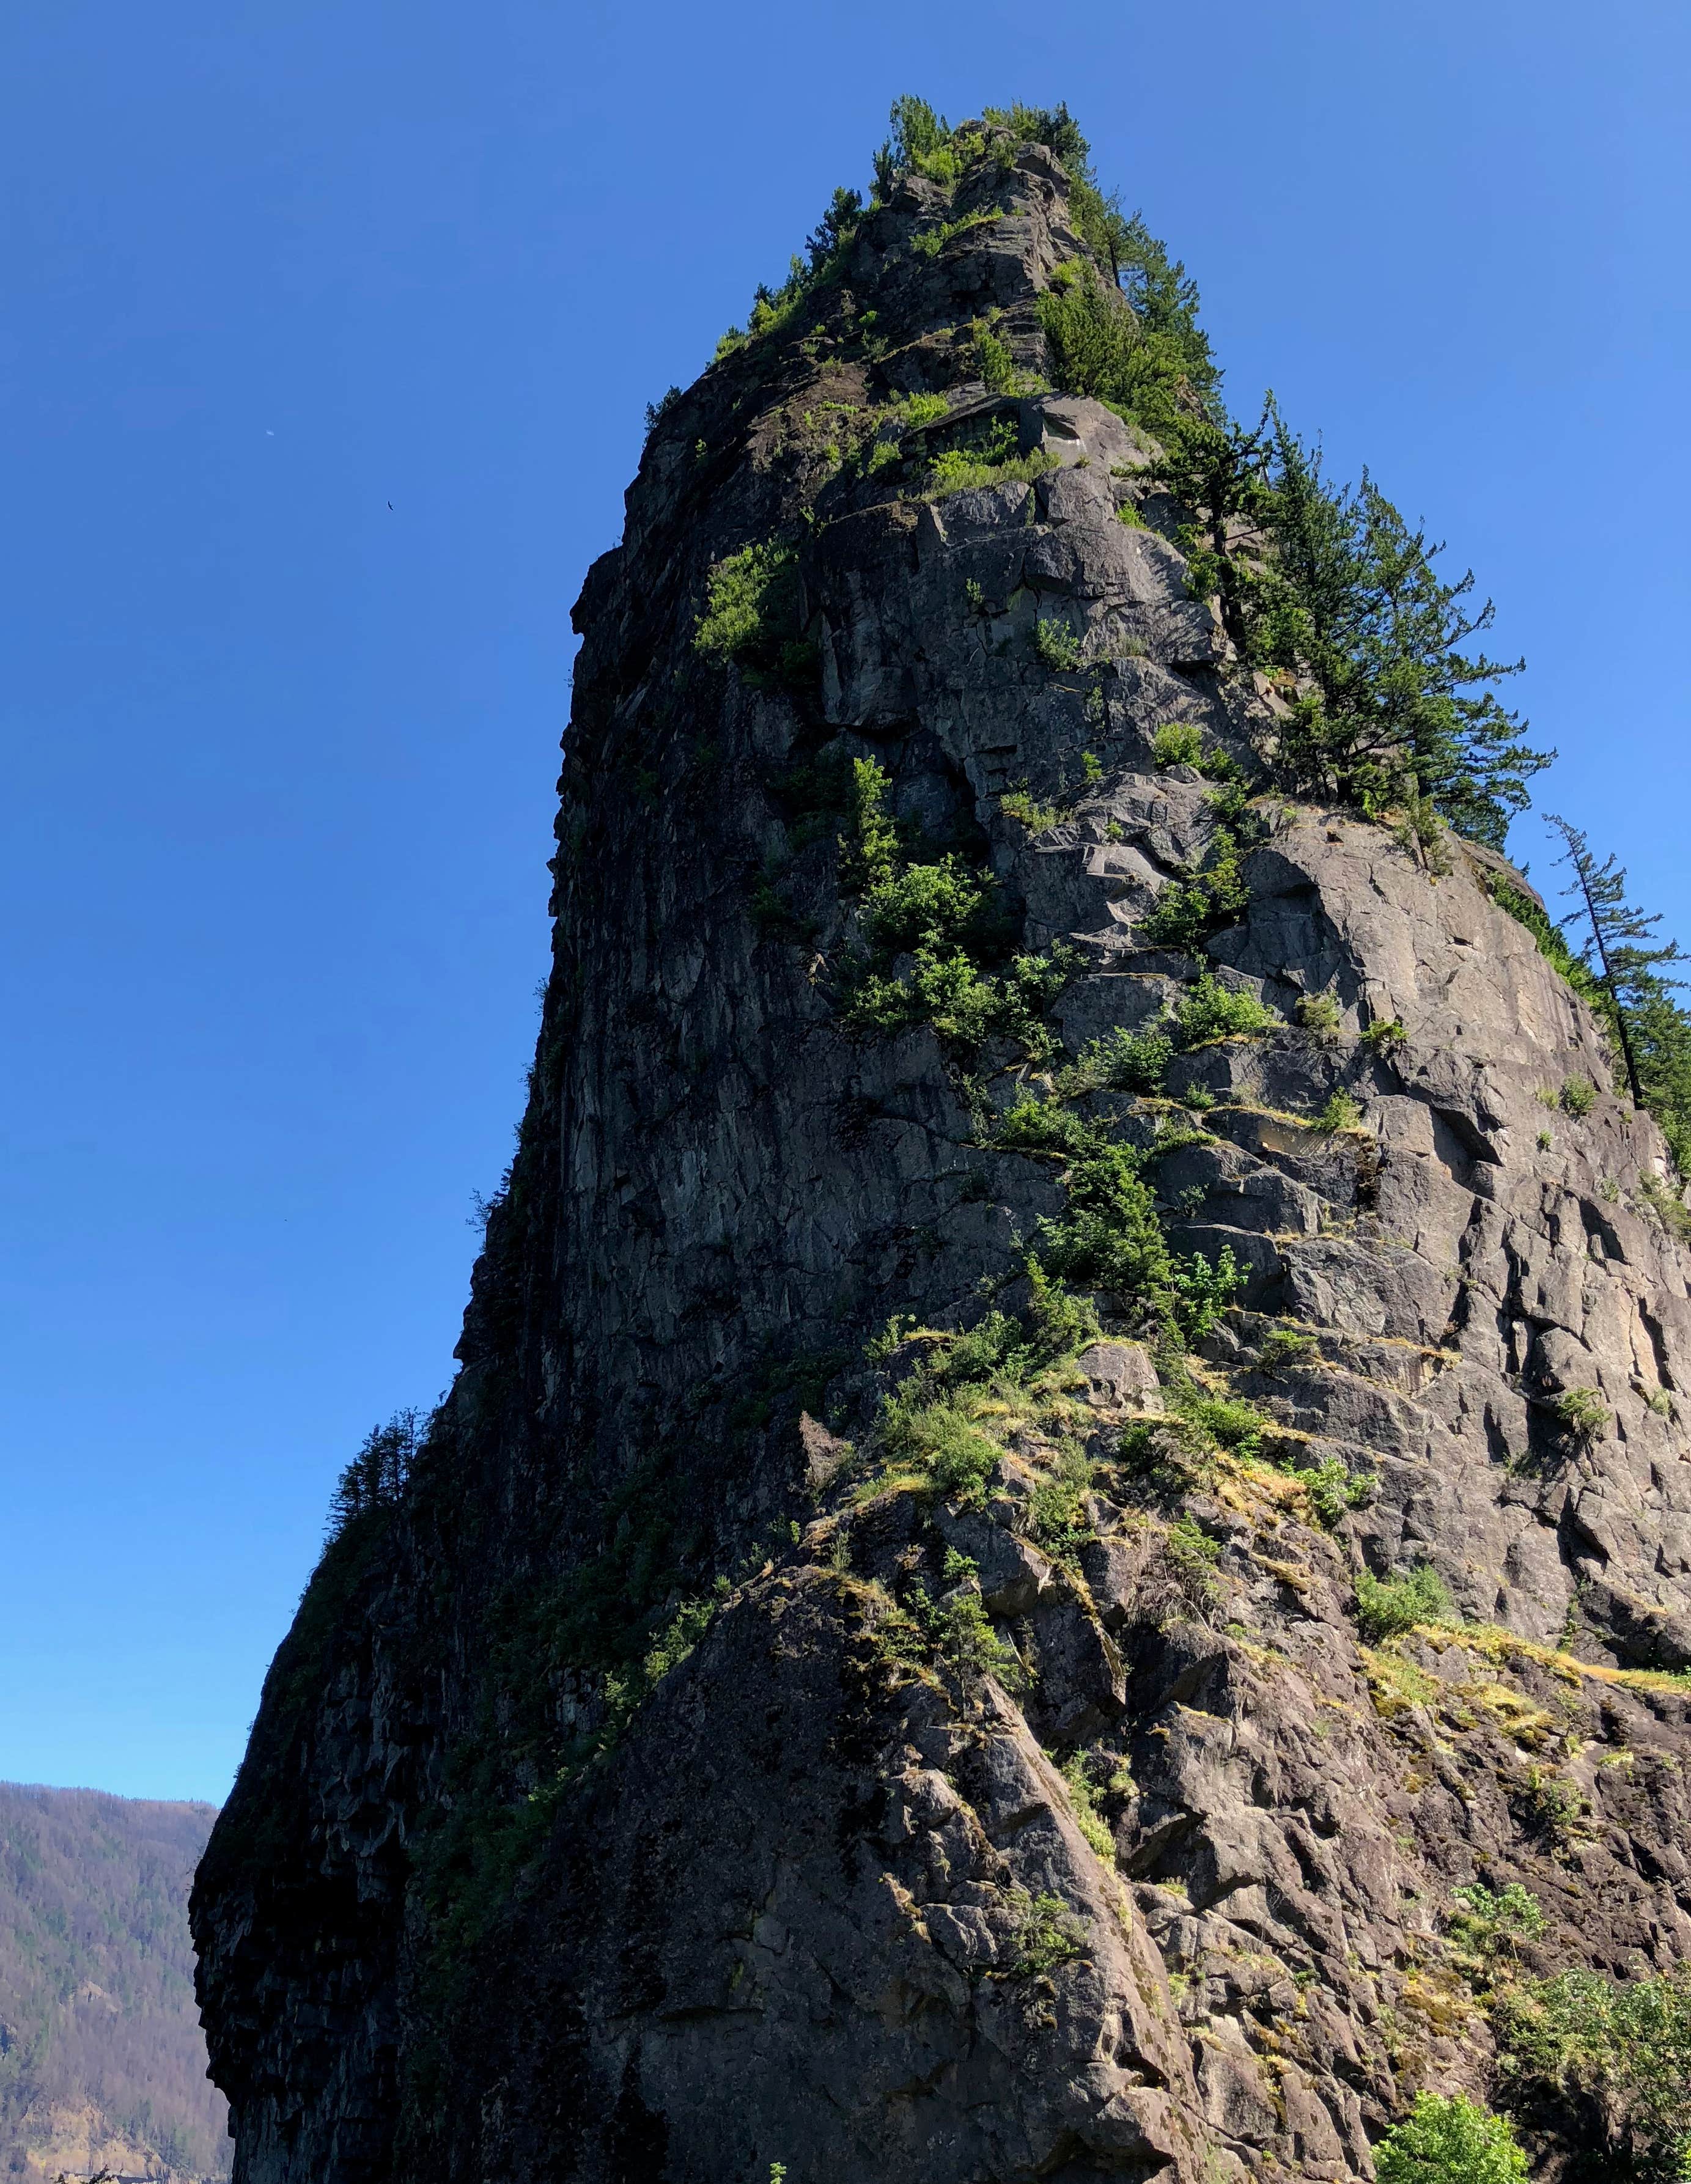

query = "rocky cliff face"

[{"left": 193, "top": 119, "right": 1691, "bottom": 2184}]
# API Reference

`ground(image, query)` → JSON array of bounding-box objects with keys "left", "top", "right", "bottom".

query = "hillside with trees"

[{"left": 0, "top": 1784, "right": 227, "bottom": 2182}]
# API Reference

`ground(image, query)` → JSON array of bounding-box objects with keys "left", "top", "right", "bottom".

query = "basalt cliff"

[{"left": 193, "top": 113, "right": 1691, "bottom": 2184}]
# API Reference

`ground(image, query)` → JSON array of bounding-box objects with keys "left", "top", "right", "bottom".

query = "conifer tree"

[
  {"left": 1547, "top": 815, "right": 1684, "bottom": 1109},
  {"left": 1253, "top": 421, "right": 1550, "bottom": 845}
]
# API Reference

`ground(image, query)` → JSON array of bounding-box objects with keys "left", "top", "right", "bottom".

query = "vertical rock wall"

[{"left": 193, "top": 123, "right": 1691, "bottom": 2184}]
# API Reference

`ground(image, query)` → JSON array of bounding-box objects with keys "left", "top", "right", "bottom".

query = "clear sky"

[{"left": 2, "top": 1, "right": 1687, "bottom": 1803}]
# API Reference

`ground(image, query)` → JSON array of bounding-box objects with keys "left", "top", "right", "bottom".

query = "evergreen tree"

[
  {"left": 1546, "top": 815, "right": 1685, "bottom": 1111},
  {"left": 1151, "top": 405, "right": 1273, "bottom": 650},
  {"left": 1253, "top": 421, "right": 1550, "bottom": 845},
  {"left": 326, "top": 1407, "right": 422, "bottom": 1538}
]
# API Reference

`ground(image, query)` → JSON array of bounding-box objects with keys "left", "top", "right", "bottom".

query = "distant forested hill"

[{"left": 0, "top": 1784, "right": 228, "bottom": 2182}]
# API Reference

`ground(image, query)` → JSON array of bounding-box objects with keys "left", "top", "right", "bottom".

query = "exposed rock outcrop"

[{"left": 193, "top": 117, "right": 1691, "bottom": 2184}]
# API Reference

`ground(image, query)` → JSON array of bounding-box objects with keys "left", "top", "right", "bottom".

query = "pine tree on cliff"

[{"left": 1547, "top": 814, "right": 1691, "bottom": 1158}]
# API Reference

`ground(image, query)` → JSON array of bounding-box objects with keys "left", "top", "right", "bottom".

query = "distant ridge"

[{"left": 0, "top": 1783, "right": 227, "bottom": 2182}]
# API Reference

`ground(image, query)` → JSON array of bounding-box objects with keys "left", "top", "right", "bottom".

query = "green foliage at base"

[
  {"left": 1355, "top": 1564, "right": 1456, "bottom": 1642},
  {"left": 1497, "top": 1966, "right": 1691, "bottom": 2180},
  {"left": 1374, "top": 2092, "right": 1527, "bottom": 2184}
]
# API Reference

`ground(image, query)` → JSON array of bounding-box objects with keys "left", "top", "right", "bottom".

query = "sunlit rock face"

[{"left": 193, "top": 122, "right": 1691, "bottom": 2184}]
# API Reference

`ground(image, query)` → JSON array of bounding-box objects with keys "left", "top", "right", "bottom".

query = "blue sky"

[{"left": 2, "top": 0, "right": 1686, "bottom": 1802}]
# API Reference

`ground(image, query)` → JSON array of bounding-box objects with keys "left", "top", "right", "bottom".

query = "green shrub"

[
  {"left": 1184, "top": 1394, "right": 1267, "bottom": 1460},
  {"left": 1165, "top": 1243, "right": 1246, "bottom": 1344},
  {"left": 974, "top": 322, "right": 1022, "bottom": 394},
  {"left": 1034, "top": 617, "right": 1085, "bottom": 669},
  {"left": 694, "top": 541, "right": 814, "bottom": 688},
  {"left": 643, "top": 384, "right": 683, "bottom": 438},
  {"left": 928, "top": 444, "right": 1058, "bottom": 498},
  {"left": 1060, "top": 1756, "right": 1117, "bottom": 1863},
  {"left": 1140, "top": 829, "right": 1250, "bottom": 950},
  {"left": 1258, "top": 1325, "right": 1319, "bottom": 1371},
  {"left": 1374, "top": 2092, "right": 1527, "bottom": 2184},
  {"left": 1362, "top": 1016, "right": 1408, "bottom": 1054},
  {"left": 1169, "top": 974, "right": 1277, "bottom": 1046},
  {"left": 1001, "top": 786, "right": 1064, "bottom": 831},
  {"left": 1496, "top": 1965, "right": 1691, "bottom": 2178},
  {"left": 1003, "top": 1889, "right": 1089, "bottom": 1978},
  {"left": 1549, "top": 1386, "right": 1608, "bottom": 1441},
  {"left": 1161, "top": 1515, "right": 1223, "bottom": 1608},
  {"left": 1449, "top": 1881, "right": 1545, "bottom": 1959},
  {"left": 902, "top": 392, "right": 949, "bottom": 427},
  {"left": 838, "top": 759, "right": 1073, "bottom": 1058},
  {"left": 1037, "top": 1140, "right": 1172, "bottom": 1304},
  {"left": 1294, "top": 1456, "right": 1372, "bottom": 1528},
  {"left": 1559, "top": 1075, "right": 1597, "bottom": 1117},
  {"left": 1068, "top": 1023, "right": 1174, "bottom": 1093},
  {"left": 1311, "top": 1088, "right": 1364, "bottom": 1132},
  {"left": 1354, "top": 1563, "right": 1455, "bottom": 1642},
  {"left": 1296, "top": 990, "right": 1343, "bottom": 1034},
  {"left": 879, "top": 1391, "right": 1001, "bottom": 1499},
  {"left": 993, "top": 1095, "right": 1088, "bottom": 1156},
  {"left": 1152, "top": 721, "right": 1204, "bottom": 769}
]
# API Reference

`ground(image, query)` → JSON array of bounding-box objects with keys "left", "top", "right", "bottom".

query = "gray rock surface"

[{"left": 193, "top": 119, "right": 1691, "bottom": 2184}]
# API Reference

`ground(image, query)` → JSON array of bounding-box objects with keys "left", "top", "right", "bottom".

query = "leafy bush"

[
  {"left": 1069, "top": 1022, "right": 1174, "bottom": 1093},
  {"left": 1169, "top": 973, "right": 1277, "bottom": 1046},
  {"left": 1036, "top": 244, "right": 1217, "bottom": 439},
  {"left": 1037, "top": 1140, "right": 1171, "bottom": 1304},
  {"left": 643, "top": 384, "right": 683, "bottom": 438},
  {"left": 1000, "top": 786, "right": 1064, "bottom": 831},
  {"left": 1354, "top": 1563, "right": 1455, "bottom": 1642},
  {"left": 1311, "top": 1088, "right": 1364, "bottom": 1132},
  {"left": 928, "top": 443, "right": 1057, "bottom": 498},
  {"left": 1497, "top": 1965, "right": 1691, "bottom": 2179},
  {"left": 1294, "top": 1455, "right": 1371, "bottom": 1528},
  {"left": 1152, "top": 721, "right": 1204, "bottom": 769},
  {"left": 1449, "top": 1881, "right": 1545, "bottom": 1959},
  {"left": 1140, "top": 828, "right": 1250, "bottom": 950},
  {"left": 1185, "top": 1394, "right": 1267, "bottom": 1460},
  {"left": 1373, "top": 2092, "right": 1527, "bottom": 2184},
  {"left": 694, "top": 542, "right": 814, "bottom": 688},
  {"left": 993, "top": 1095, "right": 1088, "bottom": 1156},
  {"left": 1258, "top": 1325, "right": 1319, "bottom": 1371},
  {"left": 1034, "top": 617, "right": 1085, "bottom": 669},
  {"left": 1296, "top": 990, "right": 1343, "bottom": 1034},
  {"left": 1165, "top": 1243, "right": 1245, "bottom": 1343},
  {"left": 1549, "top": 1386, "right": 1608, "bottom": 1441},
  {"left": 902, "top": 391, "right": 949, "bottom": 427},
  {"left": 1558, "top": 1075, "right": 1597, "bottom": 1117},
  {"left": 1160, "top": 1514, "right": 1223, "bottom": 1611},
  {"left": 1003, "top": 1889, "right": 1089, "bottom": 1978},
  {"left": 1059, "top": 1756, "right": 1117, "bottom": 1862},
  {"left": 974, "top": 321, "right": 1023, "bottom": 393},
  {"left": 1363, "top": 1015, "right": 1408, "bottom": 1054},
  {"left": 878, "top": 1389, "right": 1002, "bottom": 1499},
  {"left": 838, "top": 759, "right": 1073, "bottom": 1058}
]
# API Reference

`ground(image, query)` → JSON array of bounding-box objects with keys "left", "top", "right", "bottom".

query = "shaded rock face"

[{"left": 193, "top": 132, "right": 1691, "bottom": 2184}]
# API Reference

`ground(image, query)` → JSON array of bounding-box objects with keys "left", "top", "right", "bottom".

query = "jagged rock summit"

[{"left": 194, "top": 106, "right": 1691, "bottom": 2183}]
